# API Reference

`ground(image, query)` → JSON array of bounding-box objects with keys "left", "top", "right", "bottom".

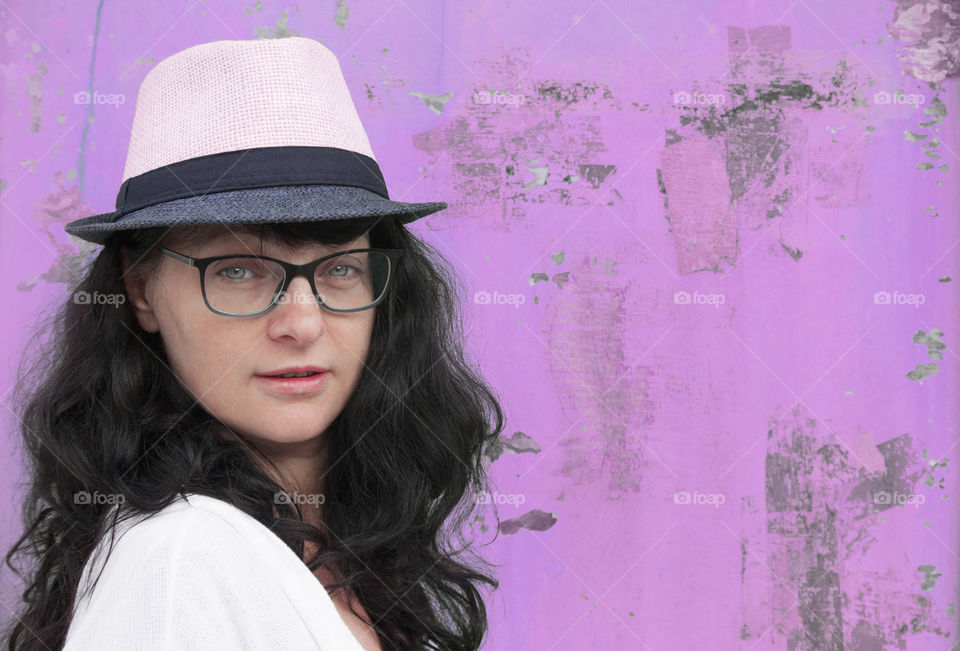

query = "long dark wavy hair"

[{"left": 2, "top": 216, "right": 505, "bottom": 650}]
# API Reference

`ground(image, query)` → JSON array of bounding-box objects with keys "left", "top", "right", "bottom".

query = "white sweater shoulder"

[{"left": 63, "top": 493, "right": 364, "bottom": 651}]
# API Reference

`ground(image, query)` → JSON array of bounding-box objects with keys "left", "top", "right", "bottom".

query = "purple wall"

[{"left": 2, "top": 1, "right": 958, "bottom": 649}]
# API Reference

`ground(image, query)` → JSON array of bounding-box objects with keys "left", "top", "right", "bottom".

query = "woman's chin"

[{"left": 237, "top": 425, "right": 328, "bottom": 450}]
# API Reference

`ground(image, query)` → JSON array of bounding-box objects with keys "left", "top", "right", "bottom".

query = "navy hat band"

[{"left": 113, "top": 145, "right": 389, "bottom": 219}]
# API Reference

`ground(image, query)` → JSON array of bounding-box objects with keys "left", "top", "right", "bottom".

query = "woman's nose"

[{"left": 267, "top": 275, "right": 325, "bottom": 342}]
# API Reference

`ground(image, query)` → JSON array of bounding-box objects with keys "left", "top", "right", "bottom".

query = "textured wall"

[{"left": 1, "top": 1, "right": 958, "bottom": 649}]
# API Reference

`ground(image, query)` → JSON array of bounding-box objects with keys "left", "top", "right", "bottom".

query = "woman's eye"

[
  {"left": 219, "top": 265, "right": 253, "bottom": 280},
  {"left": 328, "top": 265, "right": 356, "bottom": 277}
]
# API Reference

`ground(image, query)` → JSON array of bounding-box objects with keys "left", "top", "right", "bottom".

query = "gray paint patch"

[
  {"left": 918, "top": 565, "right": 942, "bottom": 591},
  {"left": 498, "top": 509, "right": 557, "bottom": 535},
  {"left": 409, "top": 91, "right": 453, "bottom": 115},
  {"left": 905, "top": 328, "right": 946, "bottom": 382},
  {"left": 913, "top": 327, "right": 946, "bottom": 360},
  {"left": 906, "top": 362, "right": 939, "bottom": 381},
  {"left": 751, "top": 407, "right": 945, "bottom": 647},
  {"left": 254, "top": 9, "right": 296, "bottom": 39},
  {"left": 25, "top": 60, "right": 46, "bottom": 133},
  {"left": 484, "top": 431, "right": 542, "bottom": 462},
  {"left": 334, "top": 0, "right": 350, "bottom": 28}
]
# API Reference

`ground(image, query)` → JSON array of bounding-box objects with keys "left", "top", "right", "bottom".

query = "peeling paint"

[
  {"left": 334, "top": 0, "right": 350, "bottom": 29},
  {"left": 409, "top": 48, "right": 644, "bottom": 224},
  {"left": 889, "top": 0, "right": 960, "bottom": 84},
  {"left": 914, "top": 327, "right": 947, "bottom": 360},
  {"left": 907, "top": 328, "right": 946, "bottom": 382},
  {"left": 743, "top": 406, "right": 947, "bottom": 647},
  {"left": 659, "top": 24, "right": 877, "bottom": 273},
  {"left": 523, "top": 160, "right": 549, "bottom": 188},
  {"left": 254, "top": 9, "right": 297, "bottom": 39},
  {"left": 541, "top": 253, "right": 655, "bottom": 498},
  {"left": 498, "top": 509, "right": 557, "bottom": 535},
  {"left": 918, "top": 565, "right": 943, "bottom": 591},
  {"left": 659, "top": 136, "right": 737, "bottom": 274},
  {"left": 484, "top": 431, "right": 542, "bottom": 463},
  {"left": 16, "top": 171, "right": 97, "bottom": 292},
  {"left": 24, "top": 59, "right": 45, "bottom": 133},
  {"left": 409, "top": 91, "right": 453, "bottom": 115},
  {"left": 906, "top": 362, "right": 939, "bottom": 382}
]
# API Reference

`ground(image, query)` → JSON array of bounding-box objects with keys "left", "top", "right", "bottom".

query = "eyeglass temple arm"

[{"left": 160, "top": 248, "right": 197, "bottom": 266}]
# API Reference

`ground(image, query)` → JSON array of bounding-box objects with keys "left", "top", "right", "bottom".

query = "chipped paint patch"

[
  {"left": 658, "top": 24, "right": 876, "bottom": 272},
  {"left": 410, "top": 48, "right": 645, "bottom": 225},
  {"left": 334, "top": 0, "right": 350, "bottom": 29},
  {"left": 540, "top": 252, "right": 655, "bottom": 498},
  {"left": 659, "top": 136, "right": 737, "bottom": 273},
  {"left": 918, "top": 565, "right": 943, "bottom": 591},
  {"left": 907, "top": 328, "right": 946, "bottom": 382},
  {"left": 254, "top": 9, "right": 297, "bottom": 39},
  {"left": 484, "top": 431, "right": 542, "bottom": 463},
  {"left": 409, "top": 90, "right": 453, "bottom": 114},
  {"left": 16, "top": 171, "right": 97, "bottom": 292},
  {"left": 498, "top": 509, "right": 557, "bottom": 535},
  {"left": 741, "top": 406, "right": 947, "bottom": 647},
  {"left": 24, "top": 59, "right": 46, "bottom": 133},
  {"left": 889, "top": 0, "right": 960, "bottom": 84}
]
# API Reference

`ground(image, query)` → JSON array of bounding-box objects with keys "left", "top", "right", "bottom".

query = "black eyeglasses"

[{"left": 160, "top": 247, "right": 403, "bottom": 318}]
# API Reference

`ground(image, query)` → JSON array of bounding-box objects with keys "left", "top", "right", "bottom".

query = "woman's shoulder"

[
  {"left": 75, "top": 493, "right": 269, "bottom": 605},
  {"left": 66, "top": 493, "right": 359, "bottom": 650},
  {"left": 85, "top": 493, "right": 260, "bottom": 570},
  {"left": 109, "top": 493, "right": 259, "bottom": 544}
]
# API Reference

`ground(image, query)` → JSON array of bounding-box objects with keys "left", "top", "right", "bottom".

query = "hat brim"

[{"left": 64, "top": 185, "right": 448, "bottom": 245}]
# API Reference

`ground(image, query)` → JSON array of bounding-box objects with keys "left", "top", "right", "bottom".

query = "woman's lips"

[{"left": 255, "top": 372, "right": 330, "bottom": 395}]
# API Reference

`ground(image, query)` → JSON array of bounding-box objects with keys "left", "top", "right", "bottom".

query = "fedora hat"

[{"left": 64, "top": 37, "right": 447, "bottom": 245}]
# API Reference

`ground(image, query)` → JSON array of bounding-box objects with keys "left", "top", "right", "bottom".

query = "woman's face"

[{"left": 123, "top": 226, "right": 375, "bottom": 462}]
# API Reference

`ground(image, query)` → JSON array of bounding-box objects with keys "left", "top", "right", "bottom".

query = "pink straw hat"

[{"left": 65, "top": 36, "right": 447, "bottom": 245}]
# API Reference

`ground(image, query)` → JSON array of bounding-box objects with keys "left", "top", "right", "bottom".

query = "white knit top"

[{"left": 62, "top": 493, "right": 366, "bottom": 650}]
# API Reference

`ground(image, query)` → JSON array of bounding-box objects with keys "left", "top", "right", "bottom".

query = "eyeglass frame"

[{"left": 159, "top": 246, "right": 403, "bottom": 318}]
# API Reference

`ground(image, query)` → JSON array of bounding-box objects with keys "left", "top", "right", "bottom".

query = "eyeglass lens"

[{"left": 202, "top": 251, "right": 391, "bottom": 315}]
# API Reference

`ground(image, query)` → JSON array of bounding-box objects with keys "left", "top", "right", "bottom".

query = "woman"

[{"left": 2, "top": 37, "right": 504, "bottom": 650}]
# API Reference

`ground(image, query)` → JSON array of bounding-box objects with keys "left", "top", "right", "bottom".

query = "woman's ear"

[{"left": 120, "top": 248, "right": 160, "bottom": 333}]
